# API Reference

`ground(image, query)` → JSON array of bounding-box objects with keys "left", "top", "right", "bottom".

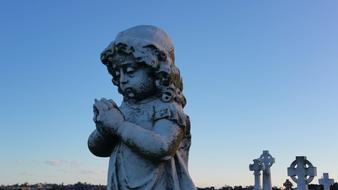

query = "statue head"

[{"left": 101, "top": 25, "right": 186, "bottom": 106}]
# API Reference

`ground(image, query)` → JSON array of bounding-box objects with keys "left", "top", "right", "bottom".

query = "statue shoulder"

[{"left": 152, "top": 100, "right": 189, "bottom": 128}]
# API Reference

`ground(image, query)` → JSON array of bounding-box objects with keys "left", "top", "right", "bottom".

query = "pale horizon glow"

[{"left": 1, "top": 1, "right": 338, "bottom": 188}]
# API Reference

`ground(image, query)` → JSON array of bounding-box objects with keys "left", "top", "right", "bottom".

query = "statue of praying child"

[{"left": 88, "top": 25, "right": 196, "bottom": 190}]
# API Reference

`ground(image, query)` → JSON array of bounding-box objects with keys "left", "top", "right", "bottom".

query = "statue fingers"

[
  {"left": 101, "top": 98, "right": 117, "bottom": 109},
  {"left": 94, "top": 99, "right": 109, "bottom": 112},
  {"left": 107, "top": 99, "right": 118, "bottom": 108}
]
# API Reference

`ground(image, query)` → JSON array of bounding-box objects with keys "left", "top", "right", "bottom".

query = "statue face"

[{"left": 115, "top": 62, "right": 155, "bottom": 101}]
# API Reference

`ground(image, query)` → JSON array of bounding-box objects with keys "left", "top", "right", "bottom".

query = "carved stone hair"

[{"left": 100, "top": 25, "right": 186, "bottom": 107}]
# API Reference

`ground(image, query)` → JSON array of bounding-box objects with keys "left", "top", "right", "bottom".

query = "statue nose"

[{"left": 120, "top": 72, "right": 128, "bottom": 84}]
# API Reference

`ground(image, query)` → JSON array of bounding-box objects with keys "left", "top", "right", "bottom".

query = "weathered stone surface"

[
  {"left": 288, "top": 156, "right": 317, "bottom": 190},
  {"left": 260, "top": 150, "right": 275, "bottom": 190}
]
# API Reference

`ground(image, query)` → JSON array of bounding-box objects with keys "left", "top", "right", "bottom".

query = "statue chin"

[{"left": 123, "top": 88, "right": 157, "bottom": 102}]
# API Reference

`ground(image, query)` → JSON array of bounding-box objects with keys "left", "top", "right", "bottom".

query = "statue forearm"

[
  {"left": 116, "top": 120, "right": 183, "bottom": 161},
  {"left": 87, "top": 129, "right": 118, "bottom": 157}
]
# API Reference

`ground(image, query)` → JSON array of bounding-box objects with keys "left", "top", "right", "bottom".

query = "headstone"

[
  {"left": 283, "top": 179, "right": 293, "bottom": 190},
  {"left": 319, "top": 173, "right": 334, "bottom": 190},
  {"left": 87, "top": 25, "right": 196, "bottom": 190},
  {"left": 249, "top": 159, "right": 265, "bottom": 190},
  {"left": 287, "top": 156, "right": 317, "bottom": 190},
  {"left": 260, "top": 150, "right": 275, "bottom": 190}
]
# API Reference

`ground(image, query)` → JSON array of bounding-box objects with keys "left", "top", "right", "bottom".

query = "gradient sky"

[{"left": 1, "top": 0, "right": 338, "bottom": 188}]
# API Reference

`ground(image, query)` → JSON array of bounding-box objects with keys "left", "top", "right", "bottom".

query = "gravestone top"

[
  {"left": 250, "top": 159, "right": 265, "bottom": 173},
  {"left": 260, "top": 150, "right": 275, "bottom": 169},
  {"left": 283, "top": 179, "right": 293, "bottom": 190},
  {"left": 287, "top": 156, "right": 317, "bottom": 190},
  {"left": 319, "top": 173, "right": 334, "bottom": 190}
]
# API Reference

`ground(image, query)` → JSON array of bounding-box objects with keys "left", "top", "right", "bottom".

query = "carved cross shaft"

[
  {"left": 260, "top": 150, "right": 275, "bottom": 190},
  {"left": 249, "top": 159, "right": 265, "bottom": 190}
]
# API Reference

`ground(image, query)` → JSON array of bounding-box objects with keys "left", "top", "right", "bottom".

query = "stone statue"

[{"left": 87, "top": 25, "right": 196, "bottom": 190}]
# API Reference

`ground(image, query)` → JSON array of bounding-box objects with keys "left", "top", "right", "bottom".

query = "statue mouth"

[{"left": 123, "top": 88, "right": 135, "bottom": 98}]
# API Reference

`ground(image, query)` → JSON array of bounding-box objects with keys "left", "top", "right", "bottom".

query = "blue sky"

[{"left": 1, "top": 0, "right": 338, "bottom": 188}]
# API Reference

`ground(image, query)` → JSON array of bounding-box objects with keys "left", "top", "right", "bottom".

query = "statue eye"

[{"left": 126, "top": 66, "right": 135, "bottom": 75}]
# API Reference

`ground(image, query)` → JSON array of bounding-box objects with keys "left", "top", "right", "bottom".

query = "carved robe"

[{"left": 105, "top": 98, "right": 195, "bottom": 190}]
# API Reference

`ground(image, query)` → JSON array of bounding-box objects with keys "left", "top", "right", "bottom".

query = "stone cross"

[
  {"left": 287, "top": 156, "right": 317, "bottom": 190},
  {"left": 283, "top": 179, "right": 293, "bottom": 190},
  {"left": 319, "top": 173, "right": 334, "bottom": 190},
  {"left": 260, "top": 150, "right": 275, "bottom": 190},
  {"left": 249, "top": 159, "right": 265, "bottom": 190}
]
